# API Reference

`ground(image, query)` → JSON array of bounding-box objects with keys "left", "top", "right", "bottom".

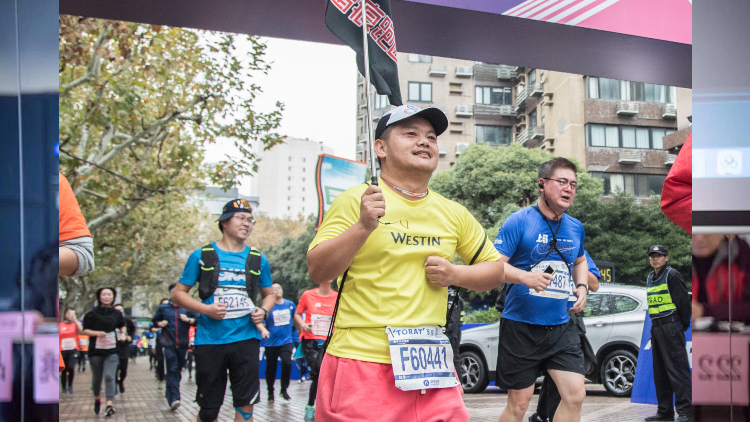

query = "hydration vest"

[
  {"left": 646, "top": 265, "right": 677, "bottom": 319},
  {"left": 197, "top": 244, "right": 262, "bottom": 304}
]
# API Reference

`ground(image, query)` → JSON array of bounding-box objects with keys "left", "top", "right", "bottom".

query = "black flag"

[{"left": 325, "top": 0, "right": 403, "bottom": 106}]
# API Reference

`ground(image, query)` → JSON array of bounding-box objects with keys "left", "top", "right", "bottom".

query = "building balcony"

[
  {"left": 618, "top": 150, "right": 642, "bottom": 164},
  {"left": 473, "top": 104, "right": 517, "bottom": 117},
  {"left": 497, "top": 65, "right": 518, "bottom": 80},
  {"left": 455, "top": 66, "right": 473, "bottom": 78},
  {"left": 455, "top": 105, "right": 473, "bottom": 117},
  {"left": 528, "top": 83, "right": 544, "bottom": 97},
  {"left": 616, "top": 101, "right": 640, "bottom": 115},
  {"left": 662, "top": 103, "right": 677, "bottom": 119},
  {"left": 516, "top": 129, "right": 529, "bottom": 145},
  {"left": 429, "top": 65, "right": 447, "bottom": 77},
  {"left": 529, "top": 125, "right": 545, "bottom": 140},
  {"left": 514, "top": 88, "right": 528, "bottom": 112}
]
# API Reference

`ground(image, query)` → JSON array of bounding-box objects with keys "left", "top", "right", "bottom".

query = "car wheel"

[
  {"left": 460, "top": 350, "right": 489, "bottom": 394},
  {"left": 600, "top": 349, "right": 637, "bottom": 397}
]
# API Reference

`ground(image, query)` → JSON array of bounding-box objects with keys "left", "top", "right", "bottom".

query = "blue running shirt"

[
  {"left": 494, "top": 207, "right": 585, "bottom": 326},
  {"left": 262, "top": 299, "right": 296, "bottom": 347},
  {"left": 179, "top": 242, "right": 273, "bottom": 345}
]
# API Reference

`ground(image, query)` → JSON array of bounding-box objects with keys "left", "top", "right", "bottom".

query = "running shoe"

[
  {"left": 280, "top": 390, "right": 291, "bottom": 402},
  {"left": 105, "top": 405, "right": 116, "bottom": 417},
  {"left": 119, "top": 383, "right": 125, "bottom": 394},
  {"left": 529, "top": 413, "right": 546, "bottom": 422},
  {"left": 170, "top": 400, "right": 181, "bottom": 411},
  {"left": 68, "top": 386, "right": 74, "bottom": 395},
  {"left": 60, "top": 388, "right": 66, "bottom": 395},
  {"left": 304, "top": 404, "right": 315, "bottom": 422},
  {"left": 94, "top": 399, "right": 101, "bottom": 415},
  {"left": 298, "top": 378, "right": 305, "bottom": 384},
  {"left": 158, "top": 380, "right": 164, "bottom": 390},
  {"left": 268, "top": 393, "right": 274, "bottom": 403}
]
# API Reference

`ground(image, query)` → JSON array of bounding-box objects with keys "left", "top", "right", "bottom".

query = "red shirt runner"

[
  {"left": 59, "top": 321, "right": 80, "bottom": 352},
  {"left": 296, "top": 289, "right": 338, "bottom": 341}
]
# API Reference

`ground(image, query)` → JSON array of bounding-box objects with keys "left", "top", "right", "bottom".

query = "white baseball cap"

[{"left": 374, "top": 104, "right": 449, "bottom": 140}]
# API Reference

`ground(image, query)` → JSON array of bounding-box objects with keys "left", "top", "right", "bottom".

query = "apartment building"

[
  {"left": 249, "top": 137, "right": 333, "bottom": 218},
  {"left": 355, "top": 54, "right": 691, "bottom": 198}
]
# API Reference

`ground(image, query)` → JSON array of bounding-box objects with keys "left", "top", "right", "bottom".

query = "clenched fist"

[
  {"left": 359, "top": 184, "right": 385, "bottom": 232},
  {"left": 425, "top": 256, "right": 456, "bottom": 288}
]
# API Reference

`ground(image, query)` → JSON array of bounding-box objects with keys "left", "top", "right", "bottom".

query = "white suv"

[{"left": 459, "top": 285, "right": 647, "bottom": 397}]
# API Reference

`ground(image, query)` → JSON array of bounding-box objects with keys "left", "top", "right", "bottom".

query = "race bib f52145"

[
  {"left": 213, "top": 287, "right": 254, "bottom": 319},
  {"left": 386, "top": 325, "right": 459, "bottom": 391}
]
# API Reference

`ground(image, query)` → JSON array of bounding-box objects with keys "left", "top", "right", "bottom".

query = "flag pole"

[{"left": 361, "top": 0, "right": 378, "bottom": 186}]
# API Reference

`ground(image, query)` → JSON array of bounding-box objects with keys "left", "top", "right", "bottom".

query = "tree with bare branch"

[{"left": 59, "top": 17, "right": 285, "bottom": 312}]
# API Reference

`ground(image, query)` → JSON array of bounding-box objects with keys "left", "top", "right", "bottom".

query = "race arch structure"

[{"left": 59, "top": 0, "right": 691, "bottom": 89}]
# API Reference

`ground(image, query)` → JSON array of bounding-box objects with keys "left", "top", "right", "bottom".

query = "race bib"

[
  {"left": 273, "top": 309, "right": 291, "bottom": 326},
  {"left": 529, "top": 260, "right": 571, "bottom": 300},
  {"left": 95, "top": 332, "right": 117, "bottom": 350},
  {"left": 214, "top": 287, "right": 254, "bottom": 319},
  {"left": 79, "top": 338, "right": 89, "bottom": 347},
  {"left": 61, "top": 338, "right": 77, "bottom": 351},
  {"left": 311, "top": 314, "right": 332, "bottom": 337},
  {"left": 386, "top": 325, "right": 459, "bottom": 391}
]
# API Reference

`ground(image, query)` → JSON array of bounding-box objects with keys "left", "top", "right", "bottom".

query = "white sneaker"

[{"left": 170, "top": 400, "right": 181, "bottom": 411}]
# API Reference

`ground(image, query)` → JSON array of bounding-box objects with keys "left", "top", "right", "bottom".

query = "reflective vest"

[{"left": 646, "top": 266, "right": 676, "bottom": 318}]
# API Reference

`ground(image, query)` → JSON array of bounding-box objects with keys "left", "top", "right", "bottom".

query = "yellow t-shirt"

[{"left": 308, "top": 178, "right": 501, "bottom": 363}]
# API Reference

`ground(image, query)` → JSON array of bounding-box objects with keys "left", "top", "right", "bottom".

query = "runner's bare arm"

[
  {"left": 588, "top": 271, "right": 600, "bottom": 293},
  {"left": 425, "top": 257, "right": 504, "bottom": 292},
  {"left": 59, "top": 246, "right": 78, "bottom": 276},
  {"left": 499, "top": 254, "right": 553, "bottom": 291},
  {"left": 308, "top": 184, "right": 385, "bottom": 284},
  {"left": 171, "top": 282, "right": 227, "bottom": 320},
  {"left": 251, "top": 286, "right": 276, "bottom": 324},
  {"left": 570, "top": 256, "right": 589, "bottom": 313},
  {"left": 294, "top": 311, "right": 311, "bottom": 332}
]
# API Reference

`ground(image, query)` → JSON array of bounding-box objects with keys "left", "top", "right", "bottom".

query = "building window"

[
  {"left": 288, "top": 166, "right": 291, "bottom": 171},
  {"left": 287, "top": 206, "right": 290, "bottom": 211},
  {"left": 302, "top": 167, "right": 305, "bottom": 172},
  {"left": 374, "top": 94, "right": 390, "bottom": 110},
  {"left": 587, "top": 77, "right": 673, "bottom": 103},
  {"left": 302, "top": 187, "right": 305, "bottom": 192},
  {"left": 288, "top": 176, "right": 291, "bottom": 181},
  {"left": 288, "top": 157, "right": 291, "bottom": 161},
  {"left": 528, "top": 69, "right": 536, "bottom": 85},
  {"left": 528, "top": 108, "right": 537, "bottom": 129},
  {"left": 302, "top": 197, "right": 304, "bottom": 202},
  {"left": 407, "top": 54, "right": 432, "bottom": 63},
  {"left": 591, "top": 172, "right": 666, "bottom": 197},
  {"left": 287, "top": 196, "right": 290, "bottom": 200},
  {"left": 288, "top": 186, "right": 291, "bottom": 191},
  {"left": 302, "top": 177, "right": 305, "bottom": 182},
  {"left": 586, "top": 124, "right": 674, "bottom": 149},
  {"left": 475, "top": 86, "right": 512, "bottom": 105},
  {"left": 408, "top": 82, "right": 432, "bottom": 102},
  {"left": 475, "top": 125, "right": 512, "bottom": 146},
  {"left": 303, "top": 158, "right": 306, "bottom": 162}
]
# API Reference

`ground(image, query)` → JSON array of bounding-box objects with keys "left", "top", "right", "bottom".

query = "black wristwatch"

[
  {"left": 261, "top": 308, "right": 268, "bottom": 319},
  {"left": 575, "top": 283, "right": 589, "bottom": 294}
]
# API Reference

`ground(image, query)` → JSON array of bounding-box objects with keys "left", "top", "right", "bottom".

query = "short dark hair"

[
  {"left": 218, "top": 220, "right": 224, "bottom": 233},
  {"left": 539, "top": 157, "right": 577, "bottom": 180},
  {"left": 168, "top": 283, "right": 176, "bottom": 292},
  {"left": 95, "top": 287, "right": 117, "bottom": 305},
  {"left": 375, "top": 125, "right": 396, "bottom": 169}
]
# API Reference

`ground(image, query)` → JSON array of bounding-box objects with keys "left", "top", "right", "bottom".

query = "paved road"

[{"left": 60, "top": 357, "right": 657, "bottom": 421}]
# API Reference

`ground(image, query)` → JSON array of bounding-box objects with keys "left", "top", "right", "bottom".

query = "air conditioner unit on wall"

[
  {"left": 455, "top": 105, "right": 473, "bottom": 117},
  {"left": 455, "top": 143, "right": 469, "bottom": 155},
  {"left": 455, "top": 66, "right": 473, "bottom": 77}
]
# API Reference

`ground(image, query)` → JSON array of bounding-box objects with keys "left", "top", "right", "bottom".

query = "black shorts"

[
  {"left": 194, "top": 339, "right": 260, "bottom": 409},
  {"left": 301, "top": 339, "right": 321, "bottom": 365},
  {"left": 496, "top": 318, "right": 584, "bottom": 390}
]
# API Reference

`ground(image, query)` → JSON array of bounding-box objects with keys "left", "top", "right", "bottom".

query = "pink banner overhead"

[{"left": 405, "top": 0, "right": 692, "bottom": 45}]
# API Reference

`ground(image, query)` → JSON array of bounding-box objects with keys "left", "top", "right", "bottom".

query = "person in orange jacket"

[{"left": 660, "top": 133, "right": 692, "bottom": 234}]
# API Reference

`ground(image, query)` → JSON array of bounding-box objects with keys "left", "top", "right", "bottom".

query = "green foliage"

[
  {"left": 430, "top": 144, "right": 600, "bottom": 228},
  {"left": 58, "top": 17, "right": 284, "bottom": 313},
  {"left": 463, "top": 307, "right": 502, "bottom": 323},
  {"left": 264, "top": 216, "right": 320, "bottom": 304}
]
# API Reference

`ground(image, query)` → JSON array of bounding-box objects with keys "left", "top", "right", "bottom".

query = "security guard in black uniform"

[{"left": 644, "top": 245, "right": 692, "bottom": 422}]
